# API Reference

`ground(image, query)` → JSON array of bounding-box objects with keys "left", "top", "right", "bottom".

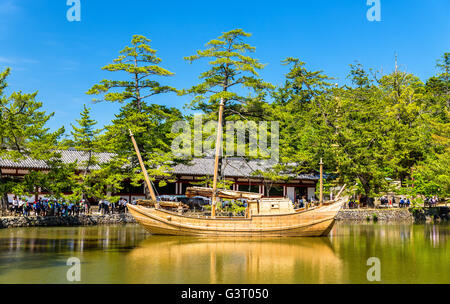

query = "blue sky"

[{"left": 0, "top": 0, "right": 448, "bottom": 135}]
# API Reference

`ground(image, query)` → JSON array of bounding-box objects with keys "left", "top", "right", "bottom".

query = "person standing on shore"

[
  {"left": 18, "top": 199, "right": 25, "bottom": 216},
  {"left": 98, "top": 200, "right": 103, "bottom": 214},
  {"left": 82, "top": 199, "right": 90, "bottom": 214},
  {"left": 12, "top": 197, "right": 19, "bottom": 215},
  {"left": 105, "top": 201, "right": 110, "bottom": 214},
  {"left": 123, "top": 199, "right": 128, "bottom": 213},
  {"left": 67, "top": 202, "right": 73, "bottom": 216}
]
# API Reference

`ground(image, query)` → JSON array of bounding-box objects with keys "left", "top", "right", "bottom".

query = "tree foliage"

[
  {"left": 0, "top": 68, "right": 64, "bottom": 210},
  {"left": 268, "top": 54, "right": 449, "bottom": 199},
  {"left": 0, "top": 33, "right": 448, "bottom": 205},
  {"left": 87, "top": 35, "right": 183, "bottom": 198}
]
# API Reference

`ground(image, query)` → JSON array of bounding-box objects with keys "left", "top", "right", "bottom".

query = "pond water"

[{"left": 0, "top": 222, "right": 448, "bottom": 284}]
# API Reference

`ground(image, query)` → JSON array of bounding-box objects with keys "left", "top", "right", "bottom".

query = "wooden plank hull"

[{"left": 128, "top": 199, "right": 344, "bottom": 237}]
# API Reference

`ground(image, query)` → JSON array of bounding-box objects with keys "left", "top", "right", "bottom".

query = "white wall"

[
  {"left": 286, "top": 187, "right": 296, "bottom": 202},
  {"left": 7, "top": 194, "right": 45, "bottom": 203},
  {"left": 307, "top": 187, "right": 316, "bottom": 200}
]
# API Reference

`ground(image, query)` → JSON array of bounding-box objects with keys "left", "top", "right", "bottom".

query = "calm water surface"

[{"left": 0, "top": 222, "right": 448, "bottom": 284}]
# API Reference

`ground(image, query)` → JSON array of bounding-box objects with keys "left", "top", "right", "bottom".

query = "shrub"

[{"left": 372, "top": 213, "right": 379, "bottom": 222}]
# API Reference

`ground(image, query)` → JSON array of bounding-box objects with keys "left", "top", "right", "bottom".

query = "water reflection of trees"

[
  {"left": 1, "top": 223, "right": 448, "bottom": 283},
  {"left": 0, "top": 225, "right": 149, "bottom": 282},
  {"left": 334, "top": 223, "right": 448, "bottom": 248},
  {"left": 423, "top": 224, "right": 448, "bottom": 248},
  {"left": 331, "top": 223, "right": 449, "bottom": 283},
  {"left": 0, "top": 225, "right": 148, "bottom": 255}
]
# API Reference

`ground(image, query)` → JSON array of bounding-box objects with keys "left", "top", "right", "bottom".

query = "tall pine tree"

[
  {"left": 184, "top": 29, "right": 273, "bottom": 178},
  {"left": 87, "top": 35, "right": 182, "bottom": 198},
  {"left": 0, "top": 68, "right": 64, "bottom": 211},
  {"left": 68, "top": 105, "right": 102, "bottom": 175}
]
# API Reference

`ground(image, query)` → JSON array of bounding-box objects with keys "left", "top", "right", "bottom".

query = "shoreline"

[
  {"left": 1, "top": 208, "right": 448, "bottom": 229},
  {"left": 0, "top": 213, "right": 136, "bottom": 229},
  {"left": 336, "top": 209, "right": 414, "bottom": 222}
]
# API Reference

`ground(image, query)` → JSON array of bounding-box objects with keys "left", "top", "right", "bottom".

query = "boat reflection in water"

[{"left": 126, "top": 236, "right": 343, "bottom": 284}]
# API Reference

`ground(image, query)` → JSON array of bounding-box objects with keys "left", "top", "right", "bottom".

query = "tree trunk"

[
  {"left": 0, "top": 174, "right": 8, "bottom": 215},
  {"left": 358, "top": 175, "right": 373, "bottom": 209},
  {"left": 1, "top": 192, "right": 8, "bottom": 216},
  {"left": 217, "top": 111, "right": 228, "bottom": 181},
  {"left": 217, "top": 157, "right": 223, "bottom": 182}
]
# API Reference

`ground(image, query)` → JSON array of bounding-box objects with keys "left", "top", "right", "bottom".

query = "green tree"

[
  {"left": 411, "top": 116, "right": 449, "bottom": 197},
  {"left": 411, "top": 54, "right": 450, "bottom": 197},
  {"left": 183, "top": 29, "right": 273, "bottom": 178},
  {"left": 267, "top": 58, "right": 335, "bottom": 190},
  {"left": 271, "top": 58, "right": 436, "bottom": 201},
  {"left": 271, "top": 58, "right": 334, "bottom": 170},
  {"left": 87, "top": 35, "right": 183, "bottom": 198},
  {"left": 67, "top": 105, "right": 102, "bottom": 173},
  {"left": 23, "top": 159, "right": 77, "bottom": 201},
  {"left": 0, "top": 68, "right": 64, "bottom": 211},
  {"left": 61, "top": 105, "right": 104, "bottom": 200},
  {"left": 87, "top": 35, "right": 177, "bottom": 111}
]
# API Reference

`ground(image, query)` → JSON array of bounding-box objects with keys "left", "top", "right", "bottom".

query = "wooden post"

[
  {"left": 211, "top": 98, "right": 225, "bottom": 218},
  {"left": 129, "top": 130, "right": 158, "bottom": 207},
  {"left": 319, "top": 158, "right": 324, "bottom": 206},
  {"left": 335, "top": 184, "right": 347, "bottom": 200},
  {"left": 34, "top": 186, "right": 39, "bottom": 202}
]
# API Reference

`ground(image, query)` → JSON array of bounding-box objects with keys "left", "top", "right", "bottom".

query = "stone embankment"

[
  {"left": 336, "top": 209, "right": 414, "bottom": 222},
  {"left": 0, "top": 213, "right": 136, "bottom": 229}
]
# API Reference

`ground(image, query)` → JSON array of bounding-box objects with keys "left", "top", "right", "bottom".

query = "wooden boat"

[
  {"left": 128, "top": 198, "right": 344, "bottom": 237},
  {"left": 127, "top": 97, "right": 345, "bottom": 237},
  {"left": 136, "top": 199, "right": 189, "bottom": 210}
]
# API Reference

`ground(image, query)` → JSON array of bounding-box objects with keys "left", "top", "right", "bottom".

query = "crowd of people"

[
  {"left": 379, "top": 196, "right": 412, "bottom": 208},
  {"left": 8, "top": 197, "right": 134, "bottom": 217},
  {"left": 294, "top": 196, "right": 318, "bottom": 209},
  {"left": 97, "top": 198, "right": 132, "bottom": 215},
  {"left": 347, "top": 199, "right": 359, "bottom": 209},
  {"left": 424, "top": 196, "right": 440, "bottom": 207},
  {"left": 9, "top": 197, "right": 91, "bottom": 217},
  {"left": 346, "top": 196, "right": 442, "bottom": 209}
]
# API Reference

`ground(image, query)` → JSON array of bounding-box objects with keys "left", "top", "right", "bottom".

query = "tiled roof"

[
  {"left": 172, "top": 157, "right": 319, "bottom": 180},
  {"left": 0, "top": 150, "right": 115, "bottom": 170},
  {"left": 0, "top": 151, "right": 318, "bottom": 180}
]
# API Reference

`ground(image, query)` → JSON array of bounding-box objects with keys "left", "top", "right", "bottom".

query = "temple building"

[{"left": 0, "top": 150, "right": 319, "bottom": 203}]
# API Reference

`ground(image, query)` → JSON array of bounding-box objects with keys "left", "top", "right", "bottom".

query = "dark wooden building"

[{"left": 0, "top": 151, "right": 319, "bottom": 203}]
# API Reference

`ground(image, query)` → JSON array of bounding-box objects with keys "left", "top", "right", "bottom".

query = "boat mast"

[
  {"left": 129, "top": 130, "right": 158, "bottom": 204},
  {"left": 319, "top": 158, "right": 324, "bottom": 206},
  {"left": 211, "top": 97, "right": 225, "bottom": 218}
]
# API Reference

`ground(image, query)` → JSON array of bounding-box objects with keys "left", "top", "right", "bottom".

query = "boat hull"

[{"left": 127, "top": 199, "right": 344, "bottom": 237}]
